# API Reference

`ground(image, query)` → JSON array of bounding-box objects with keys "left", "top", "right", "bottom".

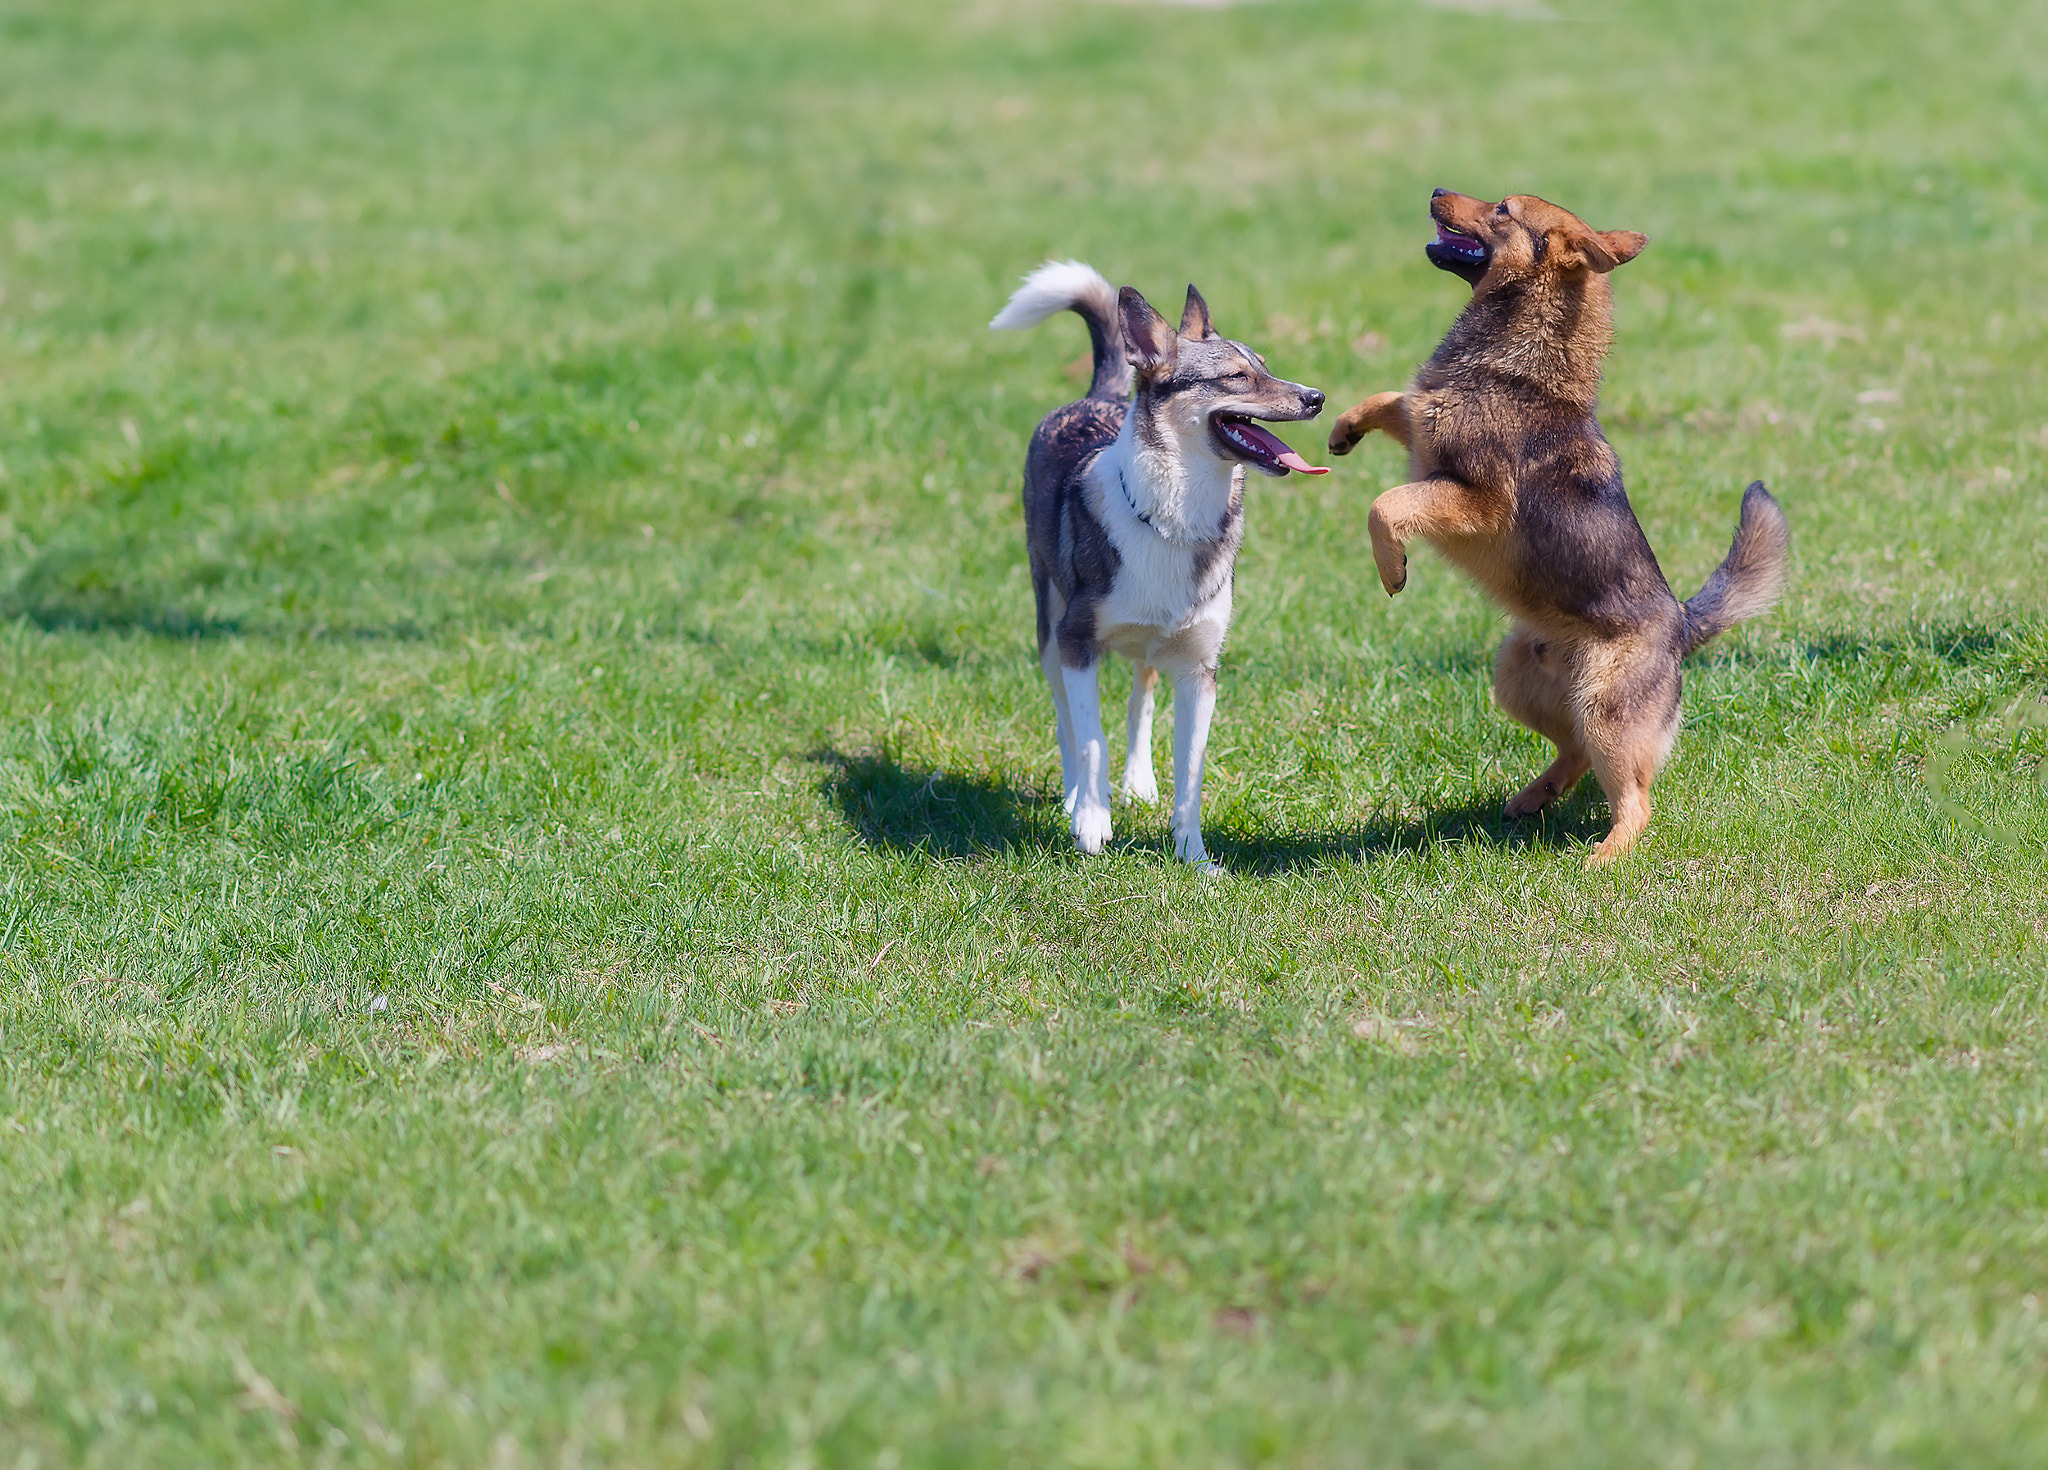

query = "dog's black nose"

[
  {"left": 1432, "top": 187, "right": 1449, "bottom": 198},
  {"left": 1303, "top": 388, "right": 1325, "bottom": 413}
]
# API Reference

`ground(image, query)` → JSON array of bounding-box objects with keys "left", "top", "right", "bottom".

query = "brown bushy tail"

[
  {"left": 989, "top": 260, "right": 1131, "bottom": 403},
  {"left": 1680, "top": 481, "right": 1790, "bottom": 656}
]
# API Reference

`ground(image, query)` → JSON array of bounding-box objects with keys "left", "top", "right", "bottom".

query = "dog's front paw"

[
  {"left": 1072, "top": 802, "right": 1113, "bottom": 855},
  {"left": 1367, "top": 514, "right": 1408, "bottom": 596},
  {"left": 1374, "top": 548, "right": 1408, "bottom": 597},
  {"left": 1121, "top": 768, "right": 1159, "bottom": 805},
  {"left": 1327, "top": 419, "right": 1364, "bottom": 457},
  {"left": 1172, "top": 824, "right": 1210, "bottom": 866}
]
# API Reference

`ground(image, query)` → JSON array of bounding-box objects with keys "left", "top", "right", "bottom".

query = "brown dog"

[{"left": 1329, "top": 189, "right": 1789, "bottom": 864}]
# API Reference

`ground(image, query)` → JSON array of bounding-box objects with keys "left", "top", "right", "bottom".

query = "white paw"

[
  {"left": 1072, "top": 802, "right": 1112, "bottom": 855},
  {"left": 1173, "top": 826, "right": 1209, "bottom": 866},
  {"left": 1122, "top": 769, "right": 1159, "bottom": 805}
]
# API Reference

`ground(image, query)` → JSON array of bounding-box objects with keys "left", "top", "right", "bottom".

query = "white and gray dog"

[{"left": 991, "top": 262, "right": 1327, "bottom": 867}]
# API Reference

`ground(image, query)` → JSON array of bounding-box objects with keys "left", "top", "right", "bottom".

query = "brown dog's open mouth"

[
  {"left": 1210, "top": 414, "right": 1329, "bottom": 476},
  {"left": 1428, "top": 223, "right": 1487, "bottom": 266}
]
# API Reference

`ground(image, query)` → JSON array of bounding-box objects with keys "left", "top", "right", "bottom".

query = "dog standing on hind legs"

[
  {"left": 1328, "top": 190, "right": 1790, "bottom": 865},
  {"left": 991, "top": 261, "right": 1327, "bottom": 866}
]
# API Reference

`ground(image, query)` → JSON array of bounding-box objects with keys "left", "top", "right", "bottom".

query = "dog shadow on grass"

[
  {"left": 818, "top": 747, "right": 1608, "bottom": 871},
  {"left": 1794, "top": 624, "right": 2005, "bottom": 668},
  {"left": 5, "top": 584, "right": 246, "bottom": 639},
  {"left": 3, "top": 581, "right": 433, "bottom": 642},
  {"left": 816, "top": 749, "right": 1069, "bottom": 859},
  {"left": 1205, "top": 789, "right": 1609, "bottom": 874}
]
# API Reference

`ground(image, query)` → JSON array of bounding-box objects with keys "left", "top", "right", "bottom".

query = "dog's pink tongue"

[{"left": 1226, "top": 418, "right": 1331, "bottom": 475}]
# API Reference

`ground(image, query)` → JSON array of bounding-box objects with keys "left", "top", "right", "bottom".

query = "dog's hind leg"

[
  {"left": 1122, "top": 664, "right": 1160, "bottom": 804},
  {"left": 1582, "top": 737, "right": 1659, "bottom": 868},
  {"left": 1575, "top": 640, "right": 1681, "bottom": 867},
  {"left": 1060, "top": 662, "right": 1113, "bottom": 853},
  {"left": 1495, "top": 626, "right": 1590, "bottom": 817},
  {"left": 1169, "top": 665, "right": 1219, "bottom": 869}
]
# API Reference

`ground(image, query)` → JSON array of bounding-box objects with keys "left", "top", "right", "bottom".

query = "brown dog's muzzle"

[{"left": 1426, "top": 188, "right": 1491, "bottom": 284}]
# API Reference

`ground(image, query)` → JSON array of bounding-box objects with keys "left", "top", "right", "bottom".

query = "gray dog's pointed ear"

[
  {"left": 1179, "top": 284, "right": 1217, "bottom": 341},
  {"left": 1119, "top": 286, "right": 1178, "bottom": 375}
]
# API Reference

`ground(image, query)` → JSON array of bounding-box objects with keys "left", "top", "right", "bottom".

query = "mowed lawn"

[{"left": 2, "top": 0, "right": 2047, "bottom": 1464}]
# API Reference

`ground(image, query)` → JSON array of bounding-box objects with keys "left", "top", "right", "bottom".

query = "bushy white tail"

[
  {"left": 989, "top": 260, "right": 1129, "bottom": 401},
  {"left": 989, "top": 260, "right": 1118, "bottom": 332}
]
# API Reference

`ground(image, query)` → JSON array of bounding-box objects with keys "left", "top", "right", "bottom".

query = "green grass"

[{"left": 2, "top": 0, "right": 2046, "bottom": 1463}]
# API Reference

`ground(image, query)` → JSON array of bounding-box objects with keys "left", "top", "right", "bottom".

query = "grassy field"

[{"left": 2, "top": 0, "right": 2046, "bottom": 1463}]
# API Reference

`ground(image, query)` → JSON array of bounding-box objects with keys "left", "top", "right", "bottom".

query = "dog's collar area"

[
  {"left": 1114, "top": 465, "right": 1240, "bottom": 546},
  {"left": 1117, "top": 468, "right": 1159, "bottom": 532}
]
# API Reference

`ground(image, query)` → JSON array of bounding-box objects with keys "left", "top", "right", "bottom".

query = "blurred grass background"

[{"left": 1, "top": 0, "right": 2046, "bottom": 1465}]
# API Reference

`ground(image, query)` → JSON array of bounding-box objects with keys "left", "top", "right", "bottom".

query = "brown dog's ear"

[
  {"left": 1572, "top": 228, "right": 1648, "bottom": 274},
  {"left": 1179, "top": 284, "right": 1218, "bottom": 341},
  {"left": 1119, "top": 286, "right": 1178, "bottom": 375}
]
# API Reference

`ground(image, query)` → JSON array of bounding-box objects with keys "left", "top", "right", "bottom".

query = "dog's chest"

[
  {"left": 1089, "top": 477, "right": 1238, "bottom": 636},
  {"left": 1403, "top": 384, "right": 1523, "bottom": 502},
  {"left": 1402, "top": 386, "right": 1462, "bottom": 477}
]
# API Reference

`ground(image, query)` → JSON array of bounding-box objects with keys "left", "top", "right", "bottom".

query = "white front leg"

[
  {"left": 1061, "top": 662, "right": 1112, "bottom": 853},
  {"left": 1122, "top": 664, "right": 1159, "bottom": 804},
  {"left": 1039, "top": 641, "right": 1079, "bottom": 813},
  {"left": 1171, "top": 667, "right": 1218, "bottom": 866}
]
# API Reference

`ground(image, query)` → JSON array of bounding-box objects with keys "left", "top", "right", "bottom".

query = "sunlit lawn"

[{"left": 2, "top": 0, "right": 2046, "bottom": 1464}]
